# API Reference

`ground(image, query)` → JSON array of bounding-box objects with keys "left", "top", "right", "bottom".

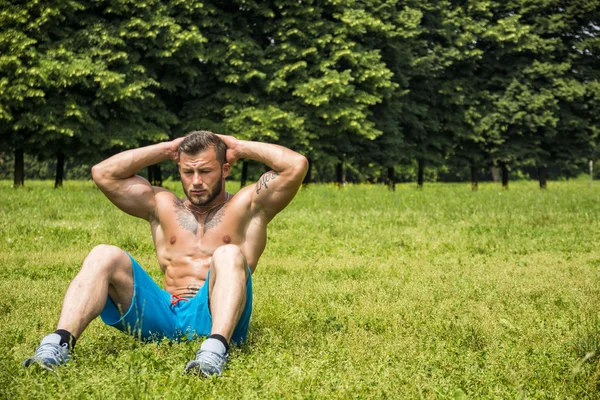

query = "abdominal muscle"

[{"left": 159, "top": 252, "right": 212, "bottom": 298}]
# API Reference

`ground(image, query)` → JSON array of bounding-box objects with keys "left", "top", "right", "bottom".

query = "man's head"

[
  {"left": 178, "top": 131, "right": 230, "bottom": 206},
  {"left": 178, "top": 130, "right": 227, "bottom": 165}
]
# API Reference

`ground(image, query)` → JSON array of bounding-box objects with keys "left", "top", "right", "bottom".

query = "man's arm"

[
  {"left": 218, "top": 135, "right": 308, "bottom": 222},
  {"left": 91, "top": 139, "right": 183, "bottom": 221}
]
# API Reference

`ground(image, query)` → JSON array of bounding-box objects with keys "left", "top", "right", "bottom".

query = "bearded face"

[
  {"left": 182, "top": 168, "right": 223, "bottom": 206},
  {"left": 178, "top": 149, "right": 229, "bottom": 206}
]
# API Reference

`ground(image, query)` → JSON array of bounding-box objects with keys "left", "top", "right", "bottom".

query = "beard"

[{"left": 182, "top": 170, "right": 223, "bottom": 206}]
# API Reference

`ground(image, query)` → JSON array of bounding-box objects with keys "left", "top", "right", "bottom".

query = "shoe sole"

[
  {"left": 183, "top": 362, "right": 222, "bottom": 377},
  {"left": 26, "top": 360, "right": 58, "bottom": 372}
]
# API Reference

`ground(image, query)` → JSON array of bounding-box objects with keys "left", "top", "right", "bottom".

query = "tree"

[
  {"left": 0, "top": 0, "right": 210, "bottom": 187},
  {"left": 465, "top": 0, "right": 600, "bottom": 189},
  {"left": 250, "top": 1, "right": 397, "bottom": 181}
]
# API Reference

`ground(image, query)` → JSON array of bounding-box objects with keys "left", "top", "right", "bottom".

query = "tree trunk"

[
  {"left": 336, "top": 162, "right": 344, "bottom": 186},
  {"left": 491, "top": 166, "right": 500, "bottom": 183},
  {"left": 387, "top": 166, "right": 395, "bottom": 191},
  {"left": 470, "top": 165, "right": 478, "bottom": 191},
  {"left": 147, "top": 165, "right": 154, "bottom": 185},
  {"left": 240, "top": 160, "right": 249, "bottom": 188},
  {"left": 302, "top": 158, "right": 312, "bottom": 186},
  {"left": 417, "top": 158, "right": 425, "bottom": 189},
  {"left": 501, "top": 164, "right": 509, "bottom": 190},
  {"left": 54, "top": 151, "right": 64, "bottom": 189},
  {"left": 538, "top": 166, "right": 548, "bottom": 189},
  {"left": 147, "top": 165, "right": 163, "bottom": 187},
  {"left": 153, "top": 165, "right": 162, "bottom": 187},
  {"left": 13, "top": 147, "right": 24, "bottom": 188}
]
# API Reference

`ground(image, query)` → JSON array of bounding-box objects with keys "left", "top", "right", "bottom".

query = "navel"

[
  {"left": 170, "top": 236, "right": 177, "bottom": 245},
  {"left": 223, "top": 235, "right": 231, "bottom": 244}
]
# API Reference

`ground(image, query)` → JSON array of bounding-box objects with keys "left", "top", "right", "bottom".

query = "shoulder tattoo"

[
  {"left": 256, "top": 171, "right": 279, "bottom": 194},
  {"left": 173, "top": 198, "right": 199, "bottom": 235}
]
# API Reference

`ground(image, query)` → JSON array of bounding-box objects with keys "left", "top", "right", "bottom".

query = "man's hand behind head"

[
  {"left": 215, "top": 134, "right": 240, "bottom": 165},
  {"left": 170, "top": 137, "right": 186, "bottom": 162}
]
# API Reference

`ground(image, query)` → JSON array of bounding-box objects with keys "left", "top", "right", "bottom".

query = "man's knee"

[
  {"left": 212, "top": 245, "right": 247, "bottom": 270},
  {"left": 83, "top": 244, "right": 131, "bottom": 275}
]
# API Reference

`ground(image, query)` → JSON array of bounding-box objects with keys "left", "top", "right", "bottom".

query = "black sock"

[
  {"left": 54, "top": 329, "right": 77, "bottom": 350},
  {"left": 208, "top": 334, "right": 229, "bottom": 353}
]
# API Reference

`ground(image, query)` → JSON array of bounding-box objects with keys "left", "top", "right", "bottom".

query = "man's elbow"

[
  {"left": 91, "top": 164, "right": 106, "bottom": 186},
  {"left": 293, "top": 155, "right": 309, "bottom": 180}
]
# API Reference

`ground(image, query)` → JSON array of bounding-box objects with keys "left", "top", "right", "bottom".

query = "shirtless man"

[{"left": 24, "top": 130, "right": 308, "bottom": 376}]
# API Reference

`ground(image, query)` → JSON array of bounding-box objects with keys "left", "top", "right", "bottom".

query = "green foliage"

[
  {"left": 0, "top": 0, "right": 207, "bottom": 156},
  {"left": 1, "top": 0, "right": 599, "bottom": 185},
  {"left": 465, "top": 0, "right": 599, "bottom": 171}
]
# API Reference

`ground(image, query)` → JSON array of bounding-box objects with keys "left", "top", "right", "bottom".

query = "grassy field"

[{"left": 2, "top": 178, "right": 600, "bottom": 399}]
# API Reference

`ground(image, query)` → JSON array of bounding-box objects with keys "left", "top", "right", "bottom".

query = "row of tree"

[{"left": 1, "top": 0, "right": 599, "bottom": 189}]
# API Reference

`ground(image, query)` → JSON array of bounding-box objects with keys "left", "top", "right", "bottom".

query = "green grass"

[{"left": 2, "top": 178, "right": 600, "bottom": 398}]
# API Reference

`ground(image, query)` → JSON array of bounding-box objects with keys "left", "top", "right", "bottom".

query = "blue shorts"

[{"left": 100, "top": 254, "right": 252, "bottom": 344}]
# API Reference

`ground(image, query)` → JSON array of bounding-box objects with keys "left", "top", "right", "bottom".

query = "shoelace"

[
  {"left": 196, "top": 350, "right": 226, "bottom": 370},
  {"left": 35, "top": 342, "right": 68, "bottom": 361}
]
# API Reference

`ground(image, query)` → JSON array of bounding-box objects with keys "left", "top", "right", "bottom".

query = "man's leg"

[
  {"left": 184, "top": 244, "right": 249, "bottom": 377},
  {"left": 208, "top": 244, "right": 249, "bottom": 341},
  {"left": 25, "top": 244, "right": 134, "bottom": 370},
  {"left": 57, "top": 244, "right": 134, "bottom": 337}
]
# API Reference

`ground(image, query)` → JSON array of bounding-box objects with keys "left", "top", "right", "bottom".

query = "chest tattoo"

[
  {"left": 174, "top": 199, "right": 199, "bottom": 236},
  {"left": 204, "top": 205, "right": 227, "bottom": 234}
]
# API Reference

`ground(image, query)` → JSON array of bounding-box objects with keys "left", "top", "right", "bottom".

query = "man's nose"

[{"left": 192, "top": 173, "right": 203, "bottom": 185}]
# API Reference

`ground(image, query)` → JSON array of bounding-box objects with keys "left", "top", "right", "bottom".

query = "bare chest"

[
  {"left": 158, "top": 199, "right": 243, "bottom": 249},
  {"left": 150, "top": 192, "right": 264, "bottom": 271}
]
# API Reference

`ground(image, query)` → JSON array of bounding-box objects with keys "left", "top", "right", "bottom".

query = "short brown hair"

[{"left": 178, "top": 130, "right": 227, "bottom": 165}]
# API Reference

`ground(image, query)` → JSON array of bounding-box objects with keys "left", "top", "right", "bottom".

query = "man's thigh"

[
  {"left": 101, "top": 254, "right": 176, "bottom": 340},
  {"left": 105, "top": 248, "right": 135, "bottom": 313}
]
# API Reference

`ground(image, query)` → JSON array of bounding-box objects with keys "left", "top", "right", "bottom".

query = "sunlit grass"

[{"left": 1, "top": 178, "right": 600, "bottom": 398}]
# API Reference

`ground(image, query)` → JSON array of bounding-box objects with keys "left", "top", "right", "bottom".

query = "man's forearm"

[
  {"left": 92, "top": 142, "right": 176, "bottom": 181},
  {"left": 235, "top": 140, "right": 306, "bottom": 175}
]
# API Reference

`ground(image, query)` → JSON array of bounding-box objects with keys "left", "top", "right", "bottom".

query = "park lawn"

[{"left": 1, "top": 178, "right": 600, "bottom": 398}]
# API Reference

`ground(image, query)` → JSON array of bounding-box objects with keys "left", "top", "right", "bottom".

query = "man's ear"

[{"left": 222, "top": 163, "right": 231, "bottom": 178}]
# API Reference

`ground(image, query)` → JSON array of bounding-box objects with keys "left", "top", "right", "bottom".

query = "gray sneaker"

[
  {"left": 24, "top": 333, "right": 71, "bottom": 371},
  {"left": 183, "top": 344, "right": 228, "bottom": 377}
]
